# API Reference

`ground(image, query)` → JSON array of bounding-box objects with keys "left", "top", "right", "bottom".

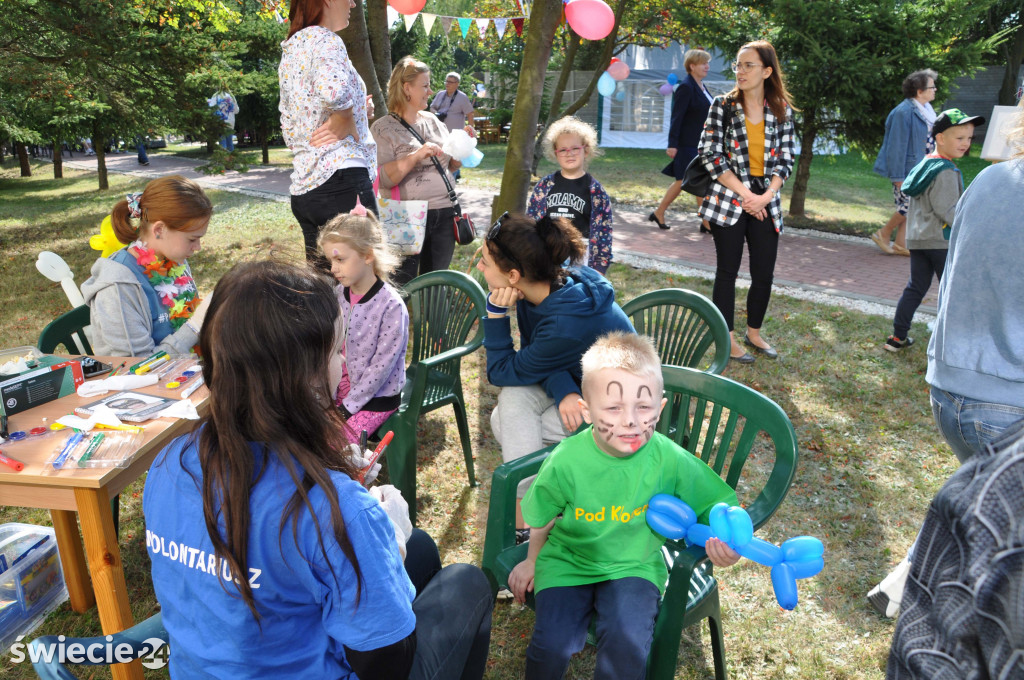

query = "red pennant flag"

[{"left": 512, "top": 17, "right": 524, "bottom": 36}]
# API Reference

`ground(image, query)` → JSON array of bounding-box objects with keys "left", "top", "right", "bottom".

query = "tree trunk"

[
  {"left": 494, "top": 0, "right": 566, "bottom": 219},
  {"left": 341, "top": 0, "right": 385, "bottom": 120},
  {"left": 788, "top": 111, "right": 818, "bottom": 218},
  {"left": 93, "top": 124, "right": 109, "bottom": 190},
  {"left": 530, "top": 32, "right": 581, "bottom": 175},
  {"left": 530, "top": 0, "right": 627, "bottom": 174},
  {"left": 52, "top": 140, "right": 63, "bottom": 178},
  {"left": 997, "top": 21, "right": 1024, "bottom": 106},
  {"left": 365, "top": 0, "right": 392, "bottom": 119},
  {"left": 16, "top": 142, "right": 31, "bottom": 177},
  {"left": 261, "top": 128, "right": 270, "bottom": 165}
]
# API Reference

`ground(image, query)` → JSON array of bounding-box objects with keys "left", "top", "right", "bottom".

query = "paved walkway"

[{"left": 63, "top": 150, "right": 933, "bottom": 314}]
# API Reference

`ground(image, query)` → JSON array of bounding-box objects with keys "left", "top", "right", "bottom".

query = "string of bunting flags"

[
  {"left": 387, "top": 5, "right": 526, "bottom": 39},
  {"left": 386, "top": 0, "right": 613, "bottom": 42}
]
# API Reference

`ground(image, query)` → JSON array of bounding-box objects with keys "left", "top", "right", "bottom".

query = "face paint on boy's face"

[{"left": 583, "top": 368, "right": 666, "bottom": 457}]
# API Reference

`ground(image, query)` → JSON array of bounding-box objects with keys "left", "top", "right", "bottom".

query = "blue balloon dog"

[{"left": 646, "top": 494, "right": 824, "bottom": 610}]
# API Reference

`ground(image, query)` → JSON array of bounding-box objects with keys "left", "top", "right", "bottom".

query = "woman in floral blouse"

[{"left": 279, "top": 0, "right": 376, "bottom": 265}]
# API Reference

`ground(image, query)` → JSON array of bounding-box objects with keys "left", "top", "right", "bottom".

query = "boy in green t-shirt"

[{"left": 510, "top": 332, "right": 739, "bottom": 680}]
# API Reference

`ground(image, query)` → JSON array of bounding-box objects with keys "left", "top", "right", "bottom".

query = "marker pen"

[
  {"left": 53, "top": 432, "right": 85, "bottom": 469},
  {"left": 358, "top": 431, "right": 394, "bottom": 485},
  {"left": 0, "top": 450, "right": 24, "bottom": 472},
  {"left": 136, "top": 356, "right": 168, "bottom": 375},
  {"left": 77, "top": 433, "right": 106, "bottom": 467}
]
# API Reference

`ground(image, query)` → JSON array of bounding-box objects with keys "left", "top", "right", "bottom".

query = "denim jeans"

[
  {"left": 892, "top": 249, "right": 946, "bottom": 339},
  {"left": 526, "top": 577, "right": 659, "bottom": 680},
  {"left": 290, "top": 168, "right": 377, "bottom": 267},
  {"left": 930, "top": 386, "right": 1024, "bottom": 463},
  {"left": 221, "top": 132, "right": 235, "bottom": 152},
  {"left": 407, "top": 530, "right": 493, "bottom": 680},
  {"left": 136, "top": 137, "right": 148, "bottom": 164}
]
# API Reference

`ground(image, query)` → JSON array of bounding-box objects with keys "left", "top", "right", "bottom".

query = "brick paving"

[{"left": 64, "top": 151, "right": 932, "bottom": 313}]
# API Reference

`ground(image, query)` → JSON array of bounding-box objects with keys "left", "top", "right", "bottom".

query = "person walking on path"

[
  {"left": 649, "top": 48, "right": 716, "bottom": 233},
  {"left": 883, "top": 108, "right": 982, "bottom": 353},
  {"left": 697, "top": 40, "right": 795, "bottom": 363},
  {"left": 871, "top": 69, "right": 938, "bottom": 256}
]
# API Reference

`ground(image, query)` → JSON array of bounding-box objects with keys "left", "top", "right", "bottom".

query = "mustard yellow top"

[{"left": 746, "top": 119, "right": 765, "bottom": 177}]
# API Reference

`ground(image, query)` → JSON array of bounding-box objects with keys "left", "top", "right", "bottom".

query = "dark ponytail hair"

[
  {"left": 485, "top": 213, "right": 585, "bottom": 284},
  {"left": 188, "top": 258, "right": 361, "bottom": 621}
]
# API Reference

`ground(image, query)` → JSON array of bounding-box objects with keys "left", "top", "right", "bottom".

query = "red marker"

[
  {"left": 0, "top": 450, "right": 25, "bottom": 472},
  {"left": 358, "top": 431, "right": 393, "bottom": 485}
]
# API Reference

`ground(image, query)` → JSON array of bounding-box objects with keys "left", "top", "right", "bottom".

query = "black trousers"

[
  {"left": 893, "top": 248, "right": 946, "bottom": 339},
  {"left": 710, "top": 188, "right": 779, "bottom": 332},
  {"left": 290, "top": 167, "right": 377, "bottom": 270},
  {"left": 395, "top": 206, "right": 456, "bottom": 286}
]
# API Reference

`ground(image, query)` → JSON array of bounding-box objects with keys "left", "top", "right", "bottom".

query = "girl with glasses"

[
  {"left": 527, "top": 116, "right": 614, "bottom": 275},
  {"left": 697, "top": 40, "right": 796, "bottom": 363}
]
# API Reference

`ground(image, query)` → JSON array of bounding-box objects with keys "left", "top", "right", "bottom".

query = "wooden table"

[{"left": 0, "top": 357, "right": 207, "bottom": 680}]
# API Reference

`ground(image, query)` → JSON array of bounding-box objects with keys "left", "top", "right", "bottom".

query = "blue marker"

[{"left": 53, "top": 432, "right": 84, "bottom": 470}]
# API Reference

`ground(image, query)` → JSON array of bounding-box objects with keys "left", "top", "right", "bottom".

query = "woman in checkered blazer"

[{"left": 697, "top": 40, "right": 796, "bottom": 363}]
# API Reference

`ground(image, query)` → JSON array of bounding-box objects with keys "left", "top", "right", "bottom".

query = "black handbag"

[
  {"left": 680, "top": 156, "right": 711, "bottom": 197},
  {"left": 680, "top": 102, "right": 734, "bottom": 198},
  {"left": 395, "top": 114, "right": 476, "bottom": 245}
]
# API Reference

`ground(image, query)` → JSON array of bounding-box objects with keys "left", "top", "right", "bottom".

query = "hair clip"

[
  {"left": 349, "top": 196, "right": 367, "bottom": 217},
  {"left": 126, "top": 192, "right": 143, "bottom": 219}
]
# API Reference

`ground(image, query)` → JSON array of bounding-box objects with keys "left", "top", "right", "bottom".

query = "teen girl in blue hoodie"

[{"left": 477, "top": 213, "right": 634, "bottom": 528}]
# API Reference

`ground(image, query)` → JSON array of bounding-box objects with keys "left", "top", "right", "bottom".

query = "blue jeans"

[
  {"left": 892, "top": 249, "right": 946, "bottom": 339},
  {"left": 221, "top": 132, "right": 234, "bottom": 152},
  {"left": 407, "top": 530, "right": 493, "bottom": 680},
  {"left": 930, "top": 386, "right": 1024, "bottom": 462},
  {"left": 526, "top": 577, "right": 659, "bottom": 680},
  {"left": 136, "top": 137, "right": 148, "bottom": 164}
]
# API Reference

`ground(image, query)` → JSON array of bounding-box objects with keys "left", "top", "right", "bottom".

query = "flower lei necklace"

[{"left": 129, "top": 240, "right": 201, "bottom": 330}]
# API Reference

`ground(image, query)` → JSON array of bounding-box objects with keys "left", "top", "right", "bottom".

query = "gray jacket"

[
  {"left": 906, "top": 168, "right": 960, "bottom": 250},
  {"left": 80, "top": 256, "right": 199, "bottom": 358},
  {"left": 926, "top": 159, "right": 1024, "bottom": 409}
]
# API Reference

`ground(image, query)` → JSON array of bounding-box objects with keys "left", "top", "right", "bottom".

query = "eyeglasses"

[
  {"left": 445, "top": 80, "right": 459, "bottom": 85},
  {"left": 731, "top": 61, "right": 762, "bottom": 73},
  {"left": 555, "top": 146, "right": 585, "bottom": 156},
  {"left": 486, "top": 212, "right": 523, "bottom": 272},
  {"left": 924, "top": 86, "right": 938, "bottom": 90}
]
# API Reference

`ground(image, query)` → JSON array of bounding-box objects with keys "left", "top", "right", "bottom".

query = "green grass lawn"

[{"left": 0, "top": 158, "right": 958, "bottom": 679}]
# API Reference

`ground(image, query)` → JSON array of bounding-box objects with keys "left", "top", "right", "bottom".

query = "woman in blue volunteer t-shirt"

[{"left": 143, "top": 259, "right": 492, "bottom": 679}]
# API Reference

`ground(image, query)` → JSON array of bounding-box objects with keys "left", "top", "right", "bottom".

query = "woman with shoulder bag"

[
  {"left": 372, "top": 56, "right": 464, "bottom": 285},
  {"left": 698, "top": 40, "right": 796, "bottom": 363}
]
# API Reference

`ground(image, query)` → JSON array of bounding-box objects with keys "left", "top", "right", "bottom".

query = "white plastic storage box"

[{"left": 0, "top": 523, "right": 69, "bottom": 652}]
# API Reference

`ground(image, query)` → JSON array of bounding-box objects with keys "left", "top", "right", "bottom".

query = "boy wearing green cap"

[{"left": 884, "top": 108, "right": 985, "bottom": 352}]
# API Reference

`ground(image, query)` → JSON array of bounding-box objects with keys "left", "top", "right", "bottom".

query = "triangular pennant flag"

[
  {"left": 494, "top": 17, "right": 508, "bottom": 39},
  {"left": 522, "top": 0, "right": 532, "bottom": 17},
  {"left": 386, "top": 5, "right": 400, "bottom": 28},
  {"left": 421, "top": 13, "right": 436, "bottom": 35},
  {"left": 476, "top": 18, "right": 489, "bottom": 39},
  {"left": 458, "top": 17, "right": 472, "bottom": 38},
  {"left": 440, "top": 16, "right": 454, "bottom": 35},
  {"left": 512, "top": 17, "right": 524, "bottom": 36},
  {"left": 403, "top": 12, "right": 418, "bottom": 31}
]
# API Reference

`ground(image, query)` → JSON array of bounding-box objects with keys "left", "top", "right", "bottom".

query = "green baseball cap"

[{"left": 932, "top": 108, "right": 986, "bottom": 135}]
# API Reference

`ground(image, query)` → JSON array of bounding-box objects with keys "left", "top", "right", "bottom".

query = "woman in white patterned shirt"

[{"left": 279, "top": 0, "right": 377, "bottom": 267}]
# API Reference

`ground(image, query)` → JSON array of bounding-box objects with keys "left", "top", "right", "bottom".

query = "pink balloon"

[
  {"left": 607, "top": 61, "right": 630, "bottom": 81},
  {"left": 388, "top": 0, "right": 426, "bottom": 15},
  {"left": 565, "top": 0, "right": 615, "bottom": 41},
  {"left": 659, "top": 83, "right": 673, "bottom": 95}
]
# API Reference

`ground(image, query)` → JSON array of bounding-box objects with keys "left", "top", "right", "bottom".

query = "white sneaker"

[
  {"left": 496, "top": 587, "right": 514, "bottom": 602},
  {"left": 867, "top": 556, "right": 911, "bottom": 618}
]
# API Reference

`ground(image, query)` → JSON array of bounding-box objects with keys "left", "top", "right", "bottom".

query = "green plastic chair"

[
  {"left": 622, "top": 288, "right": 730, "bottom": 375},
  {"left": 31, "top": 612, "right": 166, "bottom": 679},
  {"left": 481, "top": 365, "right": 799, "bottom": 680},
  {"left": 381, "top": 270, "right": 486, "bottom": 523},
  {"left": 37, "top": 305, "right": 93, "bottom": 355},
  {"left": 37, "top": 305, "right": 121, "bottom": 535}
]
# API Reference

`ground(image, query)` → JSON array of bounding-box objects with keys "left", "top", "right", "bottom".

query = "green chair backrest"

[
  {"left": 404, "top": 270, "right": 486, "bottom": 368},
  {"left": 658, "top": 365, "right": 798, "bottom": 529},
  {"left": 622, "top": 288, "right": 730, "bottom": 375},
  {"left": 37, "top": 305, "right": 93, "bottom": 355}
]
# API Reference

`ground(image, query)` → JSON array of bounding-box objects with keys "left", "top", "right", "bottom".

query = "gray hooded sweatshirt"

[{"left": 80, "top": 256, "right": 199, "bottom": 358}]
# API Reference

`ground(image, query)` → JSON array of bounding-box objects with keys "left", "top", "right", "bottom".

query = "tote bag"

[{"left": 377, "top": 178, "right": 427, "bottom": 256}]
